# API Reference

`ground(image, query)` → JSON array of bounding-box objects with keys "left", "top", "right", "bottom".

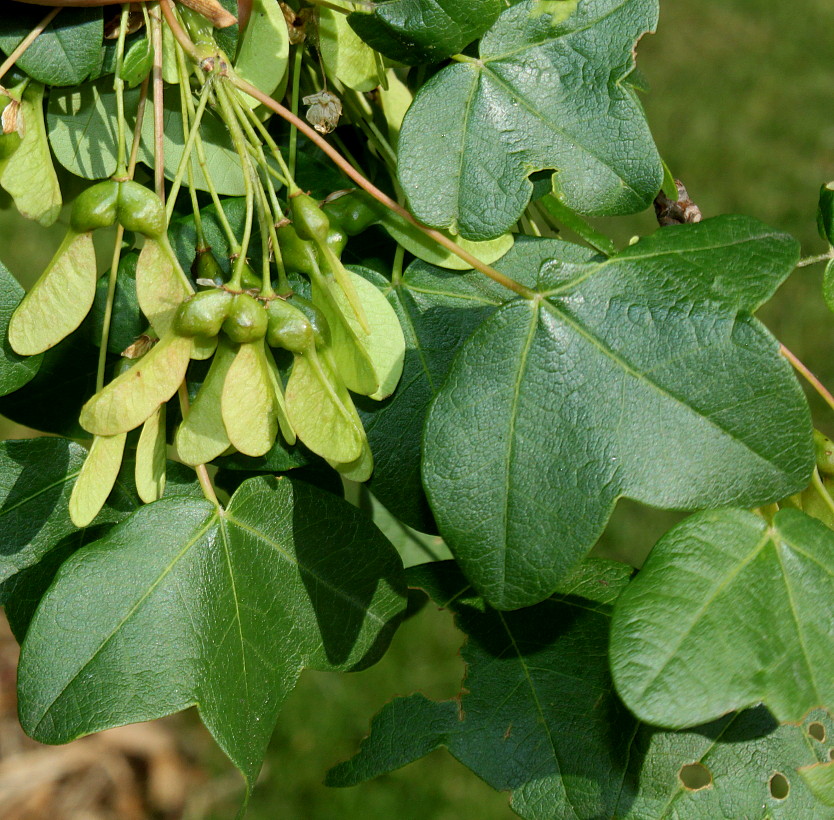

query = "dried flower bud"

[{"left": 303, "top": 90, "right": 342, "bottom": 135}]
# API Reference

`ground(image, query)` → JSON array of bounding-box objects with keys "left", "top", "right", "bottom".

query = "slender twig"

[
  {"left": 165, "top": 77, "right": 213, "bottom": 221},
  {"left": 96, "top": 74, "right": 149, "bottom": 392},
  {"left": 111, "top": 5, "right": 132, "bottom": 177},
  {"left": 174, "top": 43, "right": 240, "bottom": 254},
  {"left": 150, "top": 2, "right": 166, "bottom": 201},
  {"left": 289, "top": 44, "right": 303, "bottom": 178},
  {"left": 781, "top": 343, "right": 834, "bottom": 416},
  {"left": 0, "top": 7, "right": 60, "bottom": 85},
  {"left": 159, "top": 0, "right": 535, "bottom": 299},
  {"left": 215, "top": 80, "right": 255, "bottom": 288},
  {"left": 797, "top": 252, "right": 834, "bottom": 268}
]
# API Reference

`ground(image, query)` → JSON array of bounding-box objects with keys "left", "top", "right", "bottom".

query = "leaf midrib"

[
  {"left": 538, "top": 298, "right": 789, "bottom": 479},
  {"left": 31, "top": 509, "right": 220, "bottom": 733}
]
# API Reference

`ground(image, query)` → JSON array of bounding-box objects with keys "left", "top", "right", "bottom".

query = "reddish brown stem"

[
  {"left": 14, "top": 0, "right": 236, "bottom": 28},
  {"left": 781, "top": 343, "right": 834, "bottom": 416},
  {"left": 158, "top": 0, "right": 534, "bottom": 299}
]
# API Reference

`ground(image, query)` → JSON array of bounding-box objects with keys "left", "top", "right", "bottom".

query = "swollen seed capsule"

[
  {"left": 70, "top": 180, "right": 120, "bottom": 232},
  {"left": 290, "top": 192, "right": 331, "bottom": 243},
  {"left": 276, "top": 224, "right": 319, "bottom": 276},
  {"left": 266, "top": 298, "right": 314, "bottom": 353},
  {"left": 241, "top": 262, "right": 262, "bottom": 290},
  {"left": 174, "top": 288, "right": 234, "bottom": 337},
  {"left": 117, "top": 180, "right": 166, "bottom": 238},
  {"left": 222, "top": 293, "right": 268, "bottom": 343},
  {"left": 322, "top": 190, "right": 378, "bottom": 236},
  {"left": 193, "top": 248, "right": 224, "bottom": 284},
  {"left": 288, "top": 293, "right": 331, "bottom": 348}
]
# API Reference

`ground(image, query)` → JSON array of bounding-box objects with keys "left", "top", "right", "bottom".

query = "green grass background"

[{"left": 2, "top": 0, "right": 834, "bottom": 816}]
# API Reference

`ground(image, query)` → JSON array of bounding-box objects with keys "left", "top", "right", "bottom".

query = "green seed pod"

[
  {"left": 266, "top": 298, "right": 314, "bottom": 353},
  {"left": 276, "top": 223, "right": 319, "bottom": 276},
  {"left": 117, "top": 180, "right": 166, "bottom": 238},
  {"left": 192, "top": 248, "right": 225, "bottom": 284},
  {"left": 327, "top": 225, "right": 347, "bottom": 257},
  {"left": 174, "top": 288, "right": 234, "bottom": 337},
  {"left": 819, "top": 182, "right": 834, "bottom": 246},
  {"left": 70, "top": 180, "right": 120, "bottom": 233},
  {"left": 241, "top": 262, "right": 262, "bottom": 290},
  {"left": 290, "top": 192, "right": 331, "bottom": 243},
  {"left": 322, "top": 190, "right": 378, "bottom": 236},
  {"left": 815, "top": 429, "right": 834, "bottom": 477},
  {"left": 288, "top": 293, "right": 331, "bottom": 347},
  {"left": 222, "top": 293, "right": 268, "bottom": 343}
]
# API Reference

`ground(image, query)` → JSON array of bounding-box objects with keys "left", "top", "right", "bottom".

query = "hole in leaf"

[
  {"left": 769, "top": 772, "right": 790, "bottom": 800},
  {"left": 829, "top": 749, "right": 834, "bottom": 761},
  {"left": 809, "top": 722, "right": 826, "bottom": 742},
  {"left": 679, "top": 762, "right": 712, "bottom": 791}
]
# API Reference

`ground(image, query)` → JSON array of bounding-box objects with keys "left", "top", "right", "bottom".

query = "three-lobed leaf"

[
  {"left": 423, "top": 220, "right": 811, "bottom": 608},
  {"left": 329, "top": 560, "right": 834, "bottom": 818},
  {"left": 611, "top": 507, "right": 834, "bottom": 728},
  {"left": 18, "top": 476, "right": 407, "bottom": 787},
  {"left": 397, "top": 0, "right": 662, "bottom": 240}
]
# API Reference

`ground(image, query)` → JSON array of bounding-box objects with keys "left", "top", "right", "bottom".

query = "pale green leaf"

[
  {"left": 234, "top": 0, "right": 290, "bottom": 107},
  {"left": 320, "top": 8, "right": 381, "bottom": 93},
  {"left": 610, "top": 508, "right": 834, "bottom": 728}
]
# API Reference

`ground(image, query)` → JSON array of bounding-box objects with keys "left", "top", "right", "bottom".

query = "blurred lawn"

[{"left": 2, "top": 0, "right": 834, "bottom": 816}]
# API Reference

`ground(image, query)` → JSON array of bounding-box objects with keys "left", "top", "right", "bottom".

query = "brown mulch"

[{"left": 0, "top": 613, "right": 238, "bottom": 820}]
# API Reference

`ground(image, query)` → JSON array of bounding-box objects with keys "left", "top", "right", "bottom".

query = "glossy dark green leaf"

[
  {"left": 356, "top": 261, "right": 507, "bottom": 532},
  {"left": 18, "top": 476, "right": 407, "bottom": 788},
  {"left": 329, "top": 560, "right": 834, "bottom": 819},
  {"left": 423, "top": 220, "right": 811, "bottom": 609},
  {"left": 397, "top": 0, "right": 662, "bottom": 240},
  {"left": 0, "top": 438, "right": 135, "bottom": 602},
  {"left": 0, "top": 8, "right": 103, "bottom": 86},
  {"left": 0, "top": 329, "right": 98, "bottom": 438},
  {"left": 0, "top": 259, "right": 41, "bottom": 396},
  {"left": 2, "top": 457, "right": 201, "bottom": 642},
  {"left": 348, "top": 0, "right": 510, "bottom": 65},
  {"left": 611, "top": 508, "right": 834, "bottom": 728}
]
